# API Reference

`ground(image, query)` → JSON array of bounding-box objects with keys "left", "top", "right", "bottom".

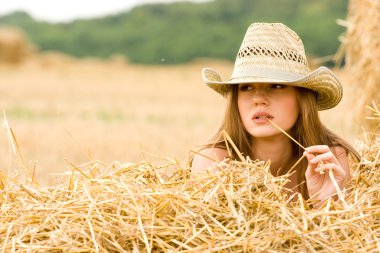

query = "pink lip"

[
  {"left": 252, "top": 112, "right": 274, "bottom": 123},
  {"left": 252, "top": 112, "right": 274, "bottom": 119}
]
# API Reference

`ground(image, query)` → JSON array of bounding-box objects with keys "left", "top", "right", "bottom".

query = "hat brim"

[{"left": 202, "top": 66, "right": 342, "bottom": 111}]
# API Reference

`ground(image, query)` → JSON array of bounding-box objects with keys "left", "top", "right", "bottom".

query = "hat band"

[{"left": 231, "top": 67, "right": 306, "bottom": 82}]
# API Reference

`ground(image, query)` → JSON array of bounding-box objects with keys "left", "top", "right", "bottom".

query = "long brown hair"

[{"left": 204, "top": 86, "right": 360, "bottom": 199}]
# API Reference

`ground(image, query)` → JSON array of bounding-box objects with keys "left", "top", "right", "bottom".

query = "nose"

[{"left": 251, "top": 88, "right": 269, "bottom": 106}]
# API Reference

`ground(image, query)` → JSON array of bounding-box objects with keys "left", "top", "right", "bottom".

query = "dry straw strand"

[{"left": 267, "top": 118, "right": 306, "bottom": 150}]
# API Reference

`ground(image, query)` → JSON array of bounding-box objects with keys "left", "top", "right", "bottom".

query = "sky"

[{"left": 0, "top": 0, "right": 209, "bottom": 23}]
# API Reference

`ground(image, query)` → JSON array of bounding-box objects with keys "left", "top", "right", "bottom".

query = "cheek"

[
  {"left": 283, "top": 96, "right": 300, "bottom": 123},
  {"left": 237, "top": 96, "right": 251, "bottom": 122},
  {"left": 237, "top": 96, "right": 250, "bottom": 118}
]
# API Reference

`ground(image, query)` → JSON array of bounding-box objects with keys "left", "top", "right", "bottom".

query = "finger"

[
  {"left": 305, "top": 164, "right": 315, "bottom": 178},
  {"left": 303, "top": 151, "right": 317, "bottom": 163},
  {"left": 305, "top": 145, "right": 330, "bottom": 154},
  {"left": 314, "top": 163, "right": 346, "bottom": 180},
  {"left": 310, "top": 152, "right": 338, "bottom": 165},
  {"left": 305, "top": 161, "right": 319, "bottom": 178}
]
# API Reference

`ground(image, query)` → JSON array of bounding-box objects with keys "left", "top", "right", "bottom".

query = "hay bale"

[
  {"left": 0, "top": 107, "right": 379, "bottom": 252},
  {"left": 341, "top": 0, "right": 380, "bottom": 131},
  {"left": 37, "top": 51, "right": 75, "bottom": 68},
  {"left": 0, "top": 26, "right": 33, "bottom": 64}
]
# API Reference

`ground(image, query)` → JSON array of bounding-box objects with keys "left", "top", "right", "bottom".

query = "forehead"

[
  {"left": 239, "top": 83, "right": 300, "bottom": 88},
  {"left": 238, "top": 83, "right": 285, "bottom": 87},
  {"left": 235, "top": 83, "right": 300, "bottom": 93}
]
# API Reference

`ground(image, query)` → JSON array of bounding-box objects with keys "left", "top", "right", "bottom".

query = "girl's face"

[{"left": 237, "top": 83, "right": 299, "bottom": 139}]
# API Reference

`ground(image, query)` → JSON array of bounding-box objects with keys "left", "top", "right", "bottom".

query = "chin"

[
  {"left": 249, "top": 131, "right": 277, "bottom": 138},
  {"left": 253, "top": 135, "right": 276, "bottom": 139}
]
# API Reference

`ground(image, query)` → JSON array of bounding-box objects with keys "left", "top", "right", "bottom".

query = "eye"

[
  {"left": 271, "top": 84, "right": 285, "bottom": 89},
  {"left": 239, "top": 84, "right": 253, "bottom": 91}
]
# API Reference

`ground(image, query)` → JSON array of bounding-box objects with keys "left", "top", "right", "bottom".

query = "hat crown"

[{"left": 232, "top": 23, "right": 310, "bottom": 80}]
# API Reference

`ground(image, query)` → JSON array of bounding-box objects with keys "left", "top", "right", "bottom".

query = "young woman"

[{"left": 192, "top": 23, "right": 359, "bottom": 203}]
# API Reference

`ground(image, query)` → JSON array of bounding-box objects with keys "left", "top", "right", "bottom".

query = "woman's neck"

[{"left": 251, "top": 136, "right": 294, "bottom": 176}]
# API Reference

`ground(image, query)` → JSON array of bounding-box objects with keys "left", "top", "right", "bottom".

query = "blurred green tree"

[{"left": 0, "top": 0, "right": 348, "bottom": 65}]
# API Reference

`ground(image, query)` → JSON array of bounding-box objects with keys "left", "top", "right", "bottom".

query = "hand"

[{"left": 304, "top": 145, "right": 348, "bottom": 203}]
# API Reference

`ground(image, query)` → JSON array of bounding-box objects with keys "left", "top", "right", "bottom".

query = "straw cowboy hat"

[{"left": 202, "top": 23, "right": 342, "bottom": 110}]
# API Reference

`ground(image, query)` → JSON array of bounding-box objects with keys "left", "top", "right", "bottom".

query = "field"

[{"left": 0, "top": 53, "right": 361, "bottom": 186}]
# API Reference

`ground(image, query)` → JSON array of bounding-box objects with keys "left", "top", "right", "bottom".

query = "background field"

[
  {"left": 0, "top": 53, "right": 360, "bottom": 186},
  {"left": 1, "top": 1, "right": 380, "bottom": 252},
  {"left": 0, "top": 0, "right": 367, "bottom": 186}
]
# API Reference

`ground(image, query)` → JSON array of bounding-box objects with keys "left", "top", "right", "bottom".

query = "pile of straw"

[
  {"left": 338, "top": 0, "right": 380, "bottom": 130},
  {"left": 0, "top": 26, "right": 33, "bottom": 65},
  {"left": 0, "top": 109, "right": 379, "bottom": 252}
]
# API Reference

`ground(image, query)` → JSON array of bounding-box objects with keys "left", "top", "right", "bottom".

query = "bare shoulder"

[
  {"left": 191, "top": 148, "right": 230, "bottom": 173},
  {"left": 330, "top": 146, "right": 347, "bottom": 158},
  {"left": 331, "top": 145, "right": 350, "bottom": 174},
  {"left": 330, "top": 146, "right": 348, "bottom": 166}
]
